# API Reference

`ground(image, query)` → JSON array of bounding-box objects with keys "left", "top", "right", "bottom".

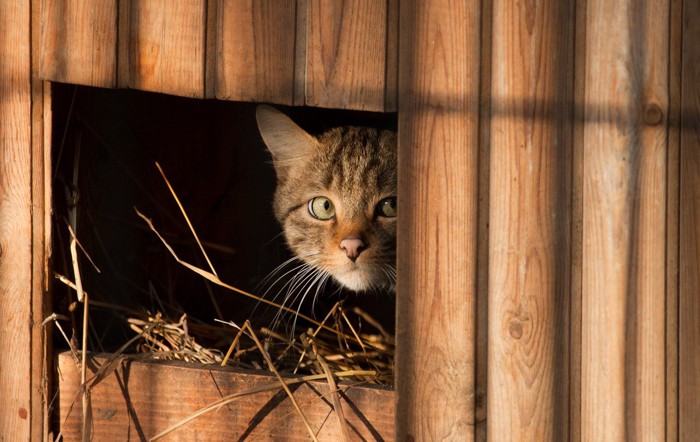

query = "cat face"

[{"left": 256, "top": 105, "right": 397, "bottom": 292}]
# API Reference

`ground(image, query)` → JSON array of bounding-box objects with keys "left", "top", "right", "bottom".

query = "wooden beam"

[
  {"left": 57, "top": 353, "right": 394, "bottom": 440},
  {"left": 487, "top": 0, "right": 574, "bottom": 439},
  {"left": 679, "top": 0, "right": 700, "bottom": 437},
  {"left": 396, "top": 0, "right": 481, "bottom": 439},
  {"left": 0, "top": 1, "right": 33, "bottom": 439},
  {"left": 581, "top": 0, "right": 669, "bottom": 439}
]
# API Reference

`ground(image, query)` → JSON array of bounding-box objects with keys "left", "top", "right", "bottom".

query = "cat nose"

[{"left": 340, "top": 238, "right": 365, "bottom": 262}]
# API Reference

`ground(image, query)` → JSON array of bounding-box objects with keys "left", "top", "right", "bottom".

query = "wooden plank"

[
  {"left": 384, "top": 0, "right": 399, "bottom": 113},
  {"left": 475, "top": 0, "right": 493, "bottom": 439},
  {"left": 396, "top": 0, "right": 480, "bottom": 439},
  {"left": 679, "top": 0, "right": 700, "bottom": 437},
  {"left": 215, "top": 0, "right": 296, "bottom": 104},
  {"left": 57, "top": 352, "right": 394, "bottom": 440},
  {"left": 119, "top": 0, "right": 206, "bottom": 98},
  {"left": 293, "top": 0, "right": 308, "bottom": 106},
  {"left": 666, "top": 0, "right": 682, "bottom": 440},
  {"left": 40, "top": 0, "right": 118, "bottom": 87},
  {"left": 204, "top": 0, "right": 218, "bottom": 98},
  {"left": 0, "top": 1, "right": 32, "bottom": 439},
  {"left": 581, "top": 0, "right": 669, "bottom": 439},
  {"left": 569, "top": 0, "right": 587, "bottom": 438},
  {"left": 305, "top": 0, "right": 388, "bottom": 111},
  {"left": 487, "top": 0, "right": 573, "bottom": 439},
  {"left": 33, "top": 0, "right": 52, "bottom": 439}
]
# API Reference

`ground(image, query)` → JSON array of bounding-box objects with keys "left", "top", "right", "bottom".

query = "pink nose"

[{"left": 340, "top": 238, "right": 365, "bottom": 261}]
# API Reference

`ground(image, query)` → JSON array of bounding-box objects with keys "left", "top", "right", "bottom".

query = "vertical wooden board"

[
  {"left": 120, "top": 0, "right": 206, "bottom": 98},
  {"left": 40, "top": 0, "right": 118, "bottom": 87},
  {"left": 581, "top": 0, "right": 669, "bottom": 440},
  {"left": 305, "top": 0, "right": 388, "bottom": 111},
  {"left": 487, "top": 0, "right": 573, "bottom": 439},
  {"left": 33, "top": 0, "right": 52, "bottom": 439},
  {"left": 215, "top": 0, "right": 296, "bottom": 104},
  {"left": 293, "top": 0, "right": 309, "bottom": 106},
  {"left": 569, "top": 0, "right": 587, "bottom": 439},
  {"left": 383, "top": 0, "right": 399, "bottom": 112},
  {"left": 0, "top": 1, "right": 32, "bottom": 439},
  {"left": 680, "top": 0, "right": 700, "bottom": 437},
  {"left": 396, "top": 0, "right": 480, "bottom": 440},
  {"left": 475, "top": 0, "right": 492, "bottom": 439},
  {"left": 666, "top": 0, "right": 682, "bottom": 440}
]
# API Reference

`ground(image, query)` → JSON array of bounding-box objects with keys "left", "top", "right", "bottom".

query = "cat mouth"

[{"left": 331, "top": 263, "right": 394, "bottom": 292}]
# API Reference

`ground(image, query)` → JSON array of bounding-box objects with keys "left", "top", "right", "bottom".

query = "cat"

[{"left": 256, "top": 105, "right": 397, "bottom": 295}]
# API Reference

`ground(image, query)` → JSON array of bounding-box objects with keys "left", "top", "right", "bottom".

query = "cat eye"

[
  {"left": 376, "top": 196, "right": 397, "bottom": 218},
  {"left": 308, "top": 196, "right": 336, "bottom": 220}
]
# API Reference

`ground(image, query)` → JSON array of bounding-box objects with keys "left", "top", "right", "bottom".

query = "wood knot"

[
  {"left": 643, "top": 104, "right": 663, "bottom": 126},
  {"left": 508, "top": 320, "right": 524, "bottom": 340},
  {"left": 18, "top": 407, "right": 27, "bottom": 420}
]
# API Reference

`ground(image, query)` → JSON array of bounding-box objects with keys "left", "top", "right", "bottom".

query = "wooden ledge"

[{"left": 57, "top": 352, "right": 394, "bottom": 440}]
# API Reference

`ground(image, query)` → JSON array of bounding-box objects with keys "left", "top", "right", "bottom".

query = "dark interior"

[{"left": 50, "top": 83, "right": 396, "bottom": 352}]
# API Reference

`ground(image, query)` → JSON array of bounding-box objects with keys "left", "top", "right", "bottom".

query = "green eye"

[
  {"left": 308, "top": 196, "right": 336, "bottom": 220},
  {"left": 376, "top": 196, "right": 397, "bottom": 218}
]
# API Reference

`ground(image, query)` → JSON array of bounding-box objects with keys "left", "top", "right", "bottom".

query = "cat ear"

[{"left": 256, "top": 105, "right": 318, "bottom": 180}]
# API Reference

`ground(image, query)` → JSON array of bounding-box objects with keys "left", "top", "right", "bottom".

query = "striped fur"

[{"left": 257, "top": 106, "right": 397, "bottom": 292}]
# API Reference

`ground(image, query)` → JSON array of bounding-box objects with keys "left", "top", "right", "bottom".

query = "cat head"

[{"left": 256, "top": 105, "right": 397, "bottom": 292}]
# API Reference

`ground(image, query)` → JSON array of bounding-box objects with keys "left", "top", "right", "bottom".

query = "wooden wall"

[
  {"left": 0, "top": 0, "right": 697, "bottom": 439},
  {"left": 40, "top": 0, "right": 398, "bottom": 112}
]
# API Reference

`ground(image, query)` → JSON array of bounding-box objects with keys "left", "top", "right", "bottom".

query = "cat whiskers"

[{"left": 260, "top": 253, "right": 334, "bottom": 336}]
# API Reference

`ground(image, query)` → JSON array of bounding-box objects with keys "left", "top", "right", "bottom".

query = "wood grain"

[
  {"left": 57, "top": 353, "right": 394, "bottom": 441},
  {"left": 475, "top": 0, "right": 493, "bottom": 439},
  {"left": 581, "top": 0, "right": 669, "bottom": 439},
  {"left": 305, "top": 0, "right": 388, "bottom": 111},
  {"left": 0, "top": 1, "right": 32, "bottom": 439},
  {"left": 396, "top": 0, "right": 481, "bottom": 439},
  {"left": 569, "top": 0, "right": 587, "bottom": 438},
  {"left": 680, "top": 0, "right": 700, "bottom": 436},
  {"left": 33, "top": 0, "right": 52, "bottom": 439},
  {"left": 40, "top": 0, "right": 118, "bottom": 87},
  {"left": 487, "top": 0, "right": 573, "bottom": 439},
  {"left": 666, "top": 0, "right": 682, "bottom": 439},
  {"left": 119, "top": 0, "right": 206, "bottom": 98},
  {"left": 384, "top": 0, "right": 399, "bottom": 113},
  {"left": 215, "top": 0, "right": 296, "bottom": 104}
]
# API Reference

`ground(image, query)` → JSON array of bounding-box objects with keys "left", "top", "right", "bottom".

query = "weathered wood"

[
  {"left": 305, "top": 0, "right": 388, "bottom": 111},
  {"left": 40, "top": 0, "right": 118, "bottom": 87},
  {"left": 396, "top": 0, "right": 480, "bottom": 439},
  {"left": 0, "top": 1, "right": 33, "bottom": 439},
  {"left": 119, "top": 0, "right": 206, "bottom": 98},
  {"left": 487, "top": 0, "right": 573, "bottom": 439},
  {"left": 215, "top": 0, "right": 296, "bottom": 104},
  {"left": 581, "top": 0, "right": 669, "bottom": 439},
  {"left": 680, "top": 0, "right": 700, "bottom": 437},
  {"left": 57, "top": 352, "right": 394, "bottom": 440}
]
